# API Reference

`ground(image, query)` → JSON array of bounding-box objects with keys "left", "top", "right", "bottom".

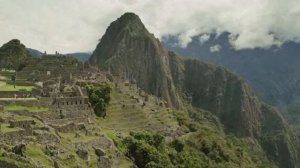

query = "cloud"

[
  {"left": 199, "top": 34, "right": 210, "bottom": 45},
  {"left": 210, "top": 45, "right": 222, "bottom": 53},
  {"left": 0, "top": 0, "right": 299, "bottom": 53}
]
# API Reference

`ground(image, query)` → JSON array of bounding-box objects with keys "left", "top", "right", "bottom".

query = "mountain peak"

[
  {"left": 107, "top": 12, "right": 148, "bottom": 37},
  {"left": 118, "top": 12, "right": 141, "bottom": 23}
]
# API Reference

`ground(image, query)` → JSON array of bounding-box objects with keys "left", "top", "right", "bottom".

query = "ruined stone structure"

[
  {"left": 18, "top": 55, "right": 82, "bottom": 81},
  {"left": 50, "top": 96, "right": 91, "bottom": 119},
  {"left": 9, "top": 119, "right": 35, "bottom": 129},
  {"left": 50, "top": 122, "right": 86, "bottom": 133}
]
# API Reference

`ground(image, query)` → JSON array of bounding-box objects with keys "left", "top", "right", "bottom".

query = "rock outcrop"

[
  {"left": 12, "top": 144, "right": 26, "bottom": 157},
  {"left": 90, "top": 13, "right": 181, "bottom": 108}
]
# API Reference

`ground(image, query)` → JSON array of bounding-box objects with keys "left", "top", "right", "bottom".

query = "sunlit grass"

[
  {"left": 26, "top": 145, "right": 53, "bottom": 168},
  {"left": 4, "top": 105, "right": 48, "bottom": 112},
  {"left": 0, "top": 84, "right": 33, "bottom": 91},
  {"left": 0, "top": 98, "right": 37, "bottom": 101},
  {"left": 0, "top": 123, "right": 19, "bottom": 133}
]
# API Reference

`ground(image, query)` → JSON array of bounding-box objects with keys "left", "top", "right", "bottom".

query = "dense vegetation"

[
  {"left": 0, "top": 39, "right": 31, "bottom": 70},
  {"left": 86, "top": 84, "right": 112, "bottom": 117},
  {"left": 107, "top": 104, "right": 276, "bottom": 168},
  {"left": 113, "top": 129, "right": 276, "bottom": 168}
]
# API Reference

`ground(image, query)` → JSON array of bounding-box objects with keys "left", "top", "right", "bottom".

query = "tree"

[{"left": 86, "top": 84, "right": 112, "bottom": 117}]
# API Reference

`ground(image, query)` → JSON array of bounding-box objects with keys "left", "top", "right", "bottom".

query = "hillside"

[
  {"left": 90, "top": 12, "right": 300, "bottom": 168},
  {"left": 163, "top": 33, "right": 300, "bottom": 142},
  {"left": 163, "top": 34, "right": 300, "bottom": 112},
  {"left": 0, "top": 39, "right": 31, "bottom": 70}
]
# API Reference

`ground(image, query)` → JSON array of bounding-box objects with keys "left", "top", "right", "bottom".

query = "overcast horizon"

[{"left": 1, "top": 0, "right": 300, "bottom": 53}]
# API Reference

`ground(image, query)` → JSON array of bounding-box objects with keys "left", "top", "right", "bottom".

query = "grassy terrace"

[
  {"left": 4, "top": 105, "right": 48, "bottom": 112},
  {"left": 0, "top": 98, "right": 37, "bottom": 101},
  {"left": 97, "top": 84, "right": 178, "bottom": 133},
  {"left": 0, "top": 123, "right": 19, "bottom": 133},
  {"left": 0, "top": 84, "right": 33, "bottom": 91}
]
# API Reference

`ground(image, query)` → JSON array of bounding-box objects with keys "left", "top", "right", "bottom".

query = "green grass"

[
  {"left": 26, "top": 145, "right": 53, "bottom": 168},
  {"left": 96, "top": 85, "right": 178, "bottom": 133},
  {"left": 0, "top": 98, "right": 37, "bottom": 101},
  {"left": 4, "top": 105, "right": 48, "bottom": 112},
  {"left": 61, "top": 132, "right": 99, "bottom": 143},
  {"left": 0, "top": 123, "right": 19, "bottom": 133},
  {"left": 0, "top": 149, "right": 34, "bottom": 168},
  {"left": 0, "top": 84, "right": 33, "bottom": 91}
]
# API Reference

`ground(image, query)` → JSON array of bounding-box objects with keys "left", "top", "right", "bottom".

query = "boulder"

[
  {"left": 94, "top": 148, "right": 105, "bottom": 157},
  {"left": 12, "top": 144, "right": 26, "bottom": 157},
  {"left": 76, "top": 148, "right": 89, "bottom": 161},
  {"left": 85, "top": 130, "right": 93, "bottom": 136},
  {"left": 97, "top": 156, "right": 111, "bottom": 168},
  {"left": 53, "top": 160, "right": 60, "bottom": 168},
  {"left": 75, "top": 132, "right": 81, "bottom": 138}
]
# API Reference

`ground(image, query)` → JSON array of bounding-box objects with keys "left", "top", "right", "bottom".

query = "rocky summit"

[
  {"left": 90, "top": 12, "right": 300, "bottom": 168},
  {"left": 0, "top": 12, "right": 299, "bottom": 168}
]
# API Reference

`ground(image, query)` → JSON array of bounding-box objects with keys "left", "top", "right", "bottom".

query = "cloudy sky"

[{"left": 0, "top": 0, "right": 299, "bottom": 53}]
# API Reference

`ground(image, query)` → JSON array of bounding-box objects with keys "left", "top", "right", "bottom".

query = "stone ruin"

[
  {"left": 50, "top": 122, "right": 86, "bottom": 133},
  {"left": 9, "top": 119, "right": 35, "bottom": 130}
]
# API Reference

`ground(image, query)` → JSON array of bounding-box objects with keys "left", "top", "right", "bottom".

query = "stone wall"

[
  {"left": 9, "top": 120, "right": 35, "bottom": 129},
  {"left": 0, "top": 129, "right": 32, "bottom": 143},
  {"left": 50, "top": 97, "right": 92, "bottom": 119},
  {"left": 0, "top": 99, "right": 39, "bottom": 106},
  {"left": 0, "top": 91, "right": 31, "bottom": 98},
  {"left": 45, "top": 117, "right": 89, "bottom": 125},
  {"left": 50, "top": 122, "right": 86, "bottom": 133},
  {"left": 0, "top": 160, "right": 19, "bottom": 168}
]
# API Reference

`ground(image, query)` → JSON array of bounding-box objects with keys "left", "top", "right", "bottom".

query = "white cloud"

[
  {"left": 210, "top": 45, "right": 222, "bottom": 53},
  {"left": 0, "top": 0, "right": 299, "bottom": 53},
  {"left": 177, "top": 29, "right": 198, "bottom": 48},
  {"left": 199, "top": 34, "right": 210, "bottom": 45}
]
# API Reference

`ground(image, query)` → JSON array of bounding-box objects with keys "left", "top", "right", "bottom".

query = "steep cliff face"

[
  {"left": 168, "top": 55, "right": 300, "bottom": 167},
  {"left": 90, "top": 13, "right": 181, "bottom": 108},
  {"left": 0, "top": 39, "right": 31, "bottom": 70},
  {"left": 90, "top": 12, "right": 300, "bottom": 168},
  {"left": 168, "top": 56, "right": 262, "bottom": 137}
]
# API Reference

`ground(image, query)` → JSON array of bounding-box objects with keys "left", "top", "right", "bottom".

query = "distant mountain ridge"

[
  {"left": 163, "top": 33, "right": 300, "bottom": 136},
  {"left": 26, "top": 48, "right": 91, "bottom": 61},
  {"left": 163, "top": 33, "right": 300, "bottom": 108},
  {"left": 90, "top": 12, "right": 300, "bottom": 168}
]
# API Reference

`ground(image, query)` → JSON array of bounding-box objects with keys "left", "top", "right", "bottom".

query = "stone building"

[{"left": 50, "top": 97, "right": 91, "bottom": 119}]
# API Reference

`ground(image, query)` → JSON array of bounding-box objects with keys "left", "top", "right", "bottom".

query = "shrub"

[{"left": 86, "top": 84, "right": 112, "bottom": 117}]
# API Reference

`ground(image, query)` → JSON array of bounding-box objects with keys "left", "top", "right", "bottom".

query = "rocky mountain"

[
  {"left": 163, "top": 33, "right": 300, "bottom": 140},
  {"left": 90, "top": 13, "right": 300, "bottom": 168},
  {"left": 163, "top": 33, "right": 300, "bottom": 109},
  {"left": 90, "top": 13, "right": 181, "bottom": 108},
  {"left": 0, "top": 39, "right": 31, "bottom": 70}
]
